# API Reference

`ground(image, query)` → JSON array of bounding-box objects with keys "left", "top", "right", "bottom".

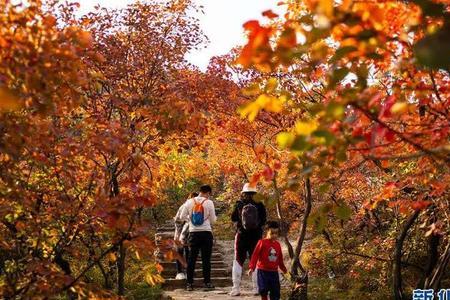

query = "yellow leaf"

[
  {"left": 265, "top": 78, "right": 278, "bottom": 92},
  {"left": 155, "top": 274, "right": 165, "bottom": 283},
  {"left": 300, "top": 251, "right": 312, "bottom": 268},
  {"left": 255, "top": 94, "right": 271, "bottom": 106},
  {"left": 0, "top": 87, "right": 21, "bottom": 111},
  {"left": 239, "top": 102, "right": 260, "bottom": 122},
  {"left": 391, "top": 102, "right": 408, "bottom": 114},
  {"left": 242, "top": 83, "right": 261, "bottom": 96},
  {"left": 239, "top": 94, "right": 285, "bottom": 121},
  {"left": 264, "top": 95, "right": 285, "bottom": 113},
  {"left": 295, "top": 120, "right": 318, "bottom": 136},
  {"left": 341, "top": 0, "right": 353, "bottom": 10},
  {"left": 145, "top": 274, "right": 156, "bottom": 286},
  {"left": 277, "top": 132, "right": 295, "bottom": 149},
  {"left": 318, "top": 0, "right": 334, "bottom": 18}
]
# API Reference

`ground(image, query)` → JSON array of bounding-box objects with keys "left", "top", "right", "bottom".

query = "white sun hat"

[{"left": 242, "top": 183, "right": 257, "bottom": 193}]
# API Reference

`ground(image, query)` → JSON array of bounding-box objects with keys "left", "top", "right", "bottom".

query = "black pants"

[
  {"left": 187, "top": 231, "right": 213, "bottom": 284},
  {"left": 235, "top": 232, "right": 261, "bottom": 266},
  {"left": 176, "top": 246, "right": 189, "bottom": 273},
  {"left": 258, "top": 270, "right": 280, "bottom": 300}
]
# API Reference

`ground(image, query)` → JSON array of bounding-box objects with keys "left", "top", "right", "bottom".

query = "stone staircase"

[{"left": 155, "top": 222, "right": 232, "bottom": 290}]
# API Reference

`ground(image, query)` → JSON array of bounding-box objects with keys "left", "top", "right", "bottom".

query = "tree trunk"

[
  {"left": 393, "top": 211, "right": 419, "bottom": 300},
  {"left": 117, "top": 241, "right": 126, "bottom": 295},
  {"left": 289, "top": 178, "right": 312, "bottom": 300},
  {"left": 54, "top": 252, "right": 77, "bottom": 300},
  {"left": 425, "top": 241, "right": 450, "bottom": 290},
  {"left": 417, "top": 233, "right": 440, "bottom": 289},
  {"left": 273, "top": 176, "right": 294, "bottom": 259}
]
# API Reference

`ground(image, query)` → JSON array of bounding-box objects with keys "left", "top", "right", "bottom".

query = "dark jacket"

[{"left": 231, "top": 199, "right": 267, "bottom": 237}]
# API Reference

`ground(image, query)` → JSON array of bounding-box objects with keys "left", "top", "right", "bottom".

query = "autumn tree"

[
  {"left": 237, "top": 0, "right": 449, "bottom": 299},
  {"left": 0, "top": 0, "right": 212, "bottom": 298}
]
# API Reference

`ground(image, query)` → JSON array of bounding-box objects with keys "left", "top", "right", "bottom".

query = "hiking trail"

[{"left": 155, "top": 222, "right": 259, "bottom": 300}]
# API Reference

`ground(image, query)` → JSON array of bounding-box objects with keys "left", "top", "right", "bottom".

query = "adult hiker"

[
  {"left": 173, "top": 192, "right": 198, "bottom": 280},
  {"left": 178, "top": 185, "right": 217, "bottom": 291},
  {"left": 230, "top": 183, "right": 267, "bottom": 296}
]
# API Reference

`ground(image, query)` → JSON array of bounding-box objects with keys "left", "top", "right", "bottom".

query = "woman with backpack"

[
  {"left": 173, "top": 192, "right": 198, "bottom": 280},
  {"left": 178, "top": 185, "right": 217, "bottom": 291},
  {"left": 230, "top": 183, "right": 267, "bottom": 297}
]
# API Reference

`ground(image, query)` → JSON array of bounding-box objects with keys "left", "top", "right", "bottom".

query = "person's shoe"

[
  {"left": 175, "top": 273, "right": 186, "bottom": 280},
  {"left": 203, "top": 282, "right": 215, "bottom": 290},
  {"left": 229, "top": 288, "right": 240, "bottom": 296},
  {"left": 186, "top": 283, "right": 194, "bottom": 291}
]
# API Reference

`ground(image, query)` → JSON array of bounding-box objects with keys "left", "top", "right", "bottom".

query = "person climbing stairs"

[{"left": 155, "top": 221, "right": 232, "bottom": 290}]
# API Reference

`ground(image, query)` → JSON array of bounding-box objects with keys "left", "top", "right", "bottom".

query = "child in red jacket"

[{"left": 248, "top": 221, "right": 287, "bottom": 300}]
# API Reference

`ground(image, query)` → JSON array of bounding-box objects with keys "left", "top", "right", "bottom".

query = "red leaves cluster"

[{"left": 238, "top": 20, "right": 275, "bottom": 70}]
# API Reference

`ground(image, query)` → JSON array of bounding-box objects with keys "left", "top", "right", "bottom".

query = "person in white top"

[
  {"left": 173, "top": 192, "right": 198, "bottom": 280},
  {"left": 178, "top": 185, "right": 217, "bottom": 291}
]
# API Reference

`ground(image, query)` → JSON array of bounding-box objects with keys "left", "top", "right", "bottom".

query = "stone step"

[
  {"left": 163, "top": 277, "right": 232, "bottom": 290},
  {"left": 162, "top": 268, "right": 230, "bottom": 278},
  {"left": 157, "top": 227, "right": 175, "bottom": 232},
  {"left": 158, "top": 258, "right": 225, "bottom": 265},
  {"left": 156, "top": 252, "right": 224, "bottom": 260},
  {"left": 154, "top": 241, "right": 222, "bottom": 252},
  {"left": 157, "top": 258, "right": 225, "bottom": 266},
  {"left": 156, "top": 232, "right": 179, "bottom": 238},
  {"left": 159, "top": 261, "right": 229, "bottom": 271}
]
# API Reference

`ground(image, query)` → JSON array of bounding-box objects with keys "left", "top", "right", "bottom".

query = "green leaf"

[
  {"left": 308, "top": 103, "right": 325, "bottom": 115},
  {"left": 326, "top": 102, "right": 345, "bottom": 120},
  {"left": 318, "top": 167, "right": 332, "bottom": 178},
  {"left": 329, "top": 46, "right": 357, "bottom": 63},
  {"left": 329, "top": 67, "right": 350, "bottom": 88},
  {"left": 291, "top": 136, "right": 310, "bottom": 151},
  {"left": 310, "top": 211, "right": 327, "bottom": 232},
  {"left": 313, "top": 130, "right": 336, "bottom": 145},
  {"left": 318, "top": 183, "right": 331, "bottom": 194},
  {"left": 413, "top": 0, "right": 445, "bottom": 17},
  {"left": 414, "top": 25, "right": 450, "bottom": 71},
  {"left": 287, "top": 179, "right": 301, "bottom": 191},
  {"left": 309, "top": 27, "right": 330, "bottom": 42},
  {"left": 315, "top": 214, "right": 327, "bottom": 232},
  {"left": 366, "top": 52, "right": 384, "bottom": 60},
  {"left": 334, "top": 203, "right": 352, "bottom": 221},
  {"left": 358, "top": 30, "right": 376, "bottom": 40},
  {"left": 336, "top": 149, "right": 348, "bottom": 162}
]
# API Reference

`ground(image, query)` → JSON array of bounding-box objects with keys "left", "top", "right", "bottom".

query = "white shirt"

[
  {"left": 174, "top": 203, "right": 189, "bottom": 241},
  {"left": 179, "top": 196, "right": 217, "bottom": 232}
]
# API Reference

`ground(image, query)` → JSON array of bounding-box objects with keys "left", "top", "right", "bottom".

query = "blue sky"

[{"left": 79, "top": 0, "right": 282, "bottom": 70}]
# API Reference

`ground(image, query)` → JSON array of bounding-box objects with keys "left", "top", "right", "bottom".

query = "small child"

[{"left": 248, "top": 221, "right": 287, "bottom": 300}]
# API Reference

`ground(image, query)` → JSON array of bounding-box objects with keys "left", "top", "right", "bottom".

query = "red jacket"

[{"left": 249, "top": 238, "right": 287, "bottom": 273}]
